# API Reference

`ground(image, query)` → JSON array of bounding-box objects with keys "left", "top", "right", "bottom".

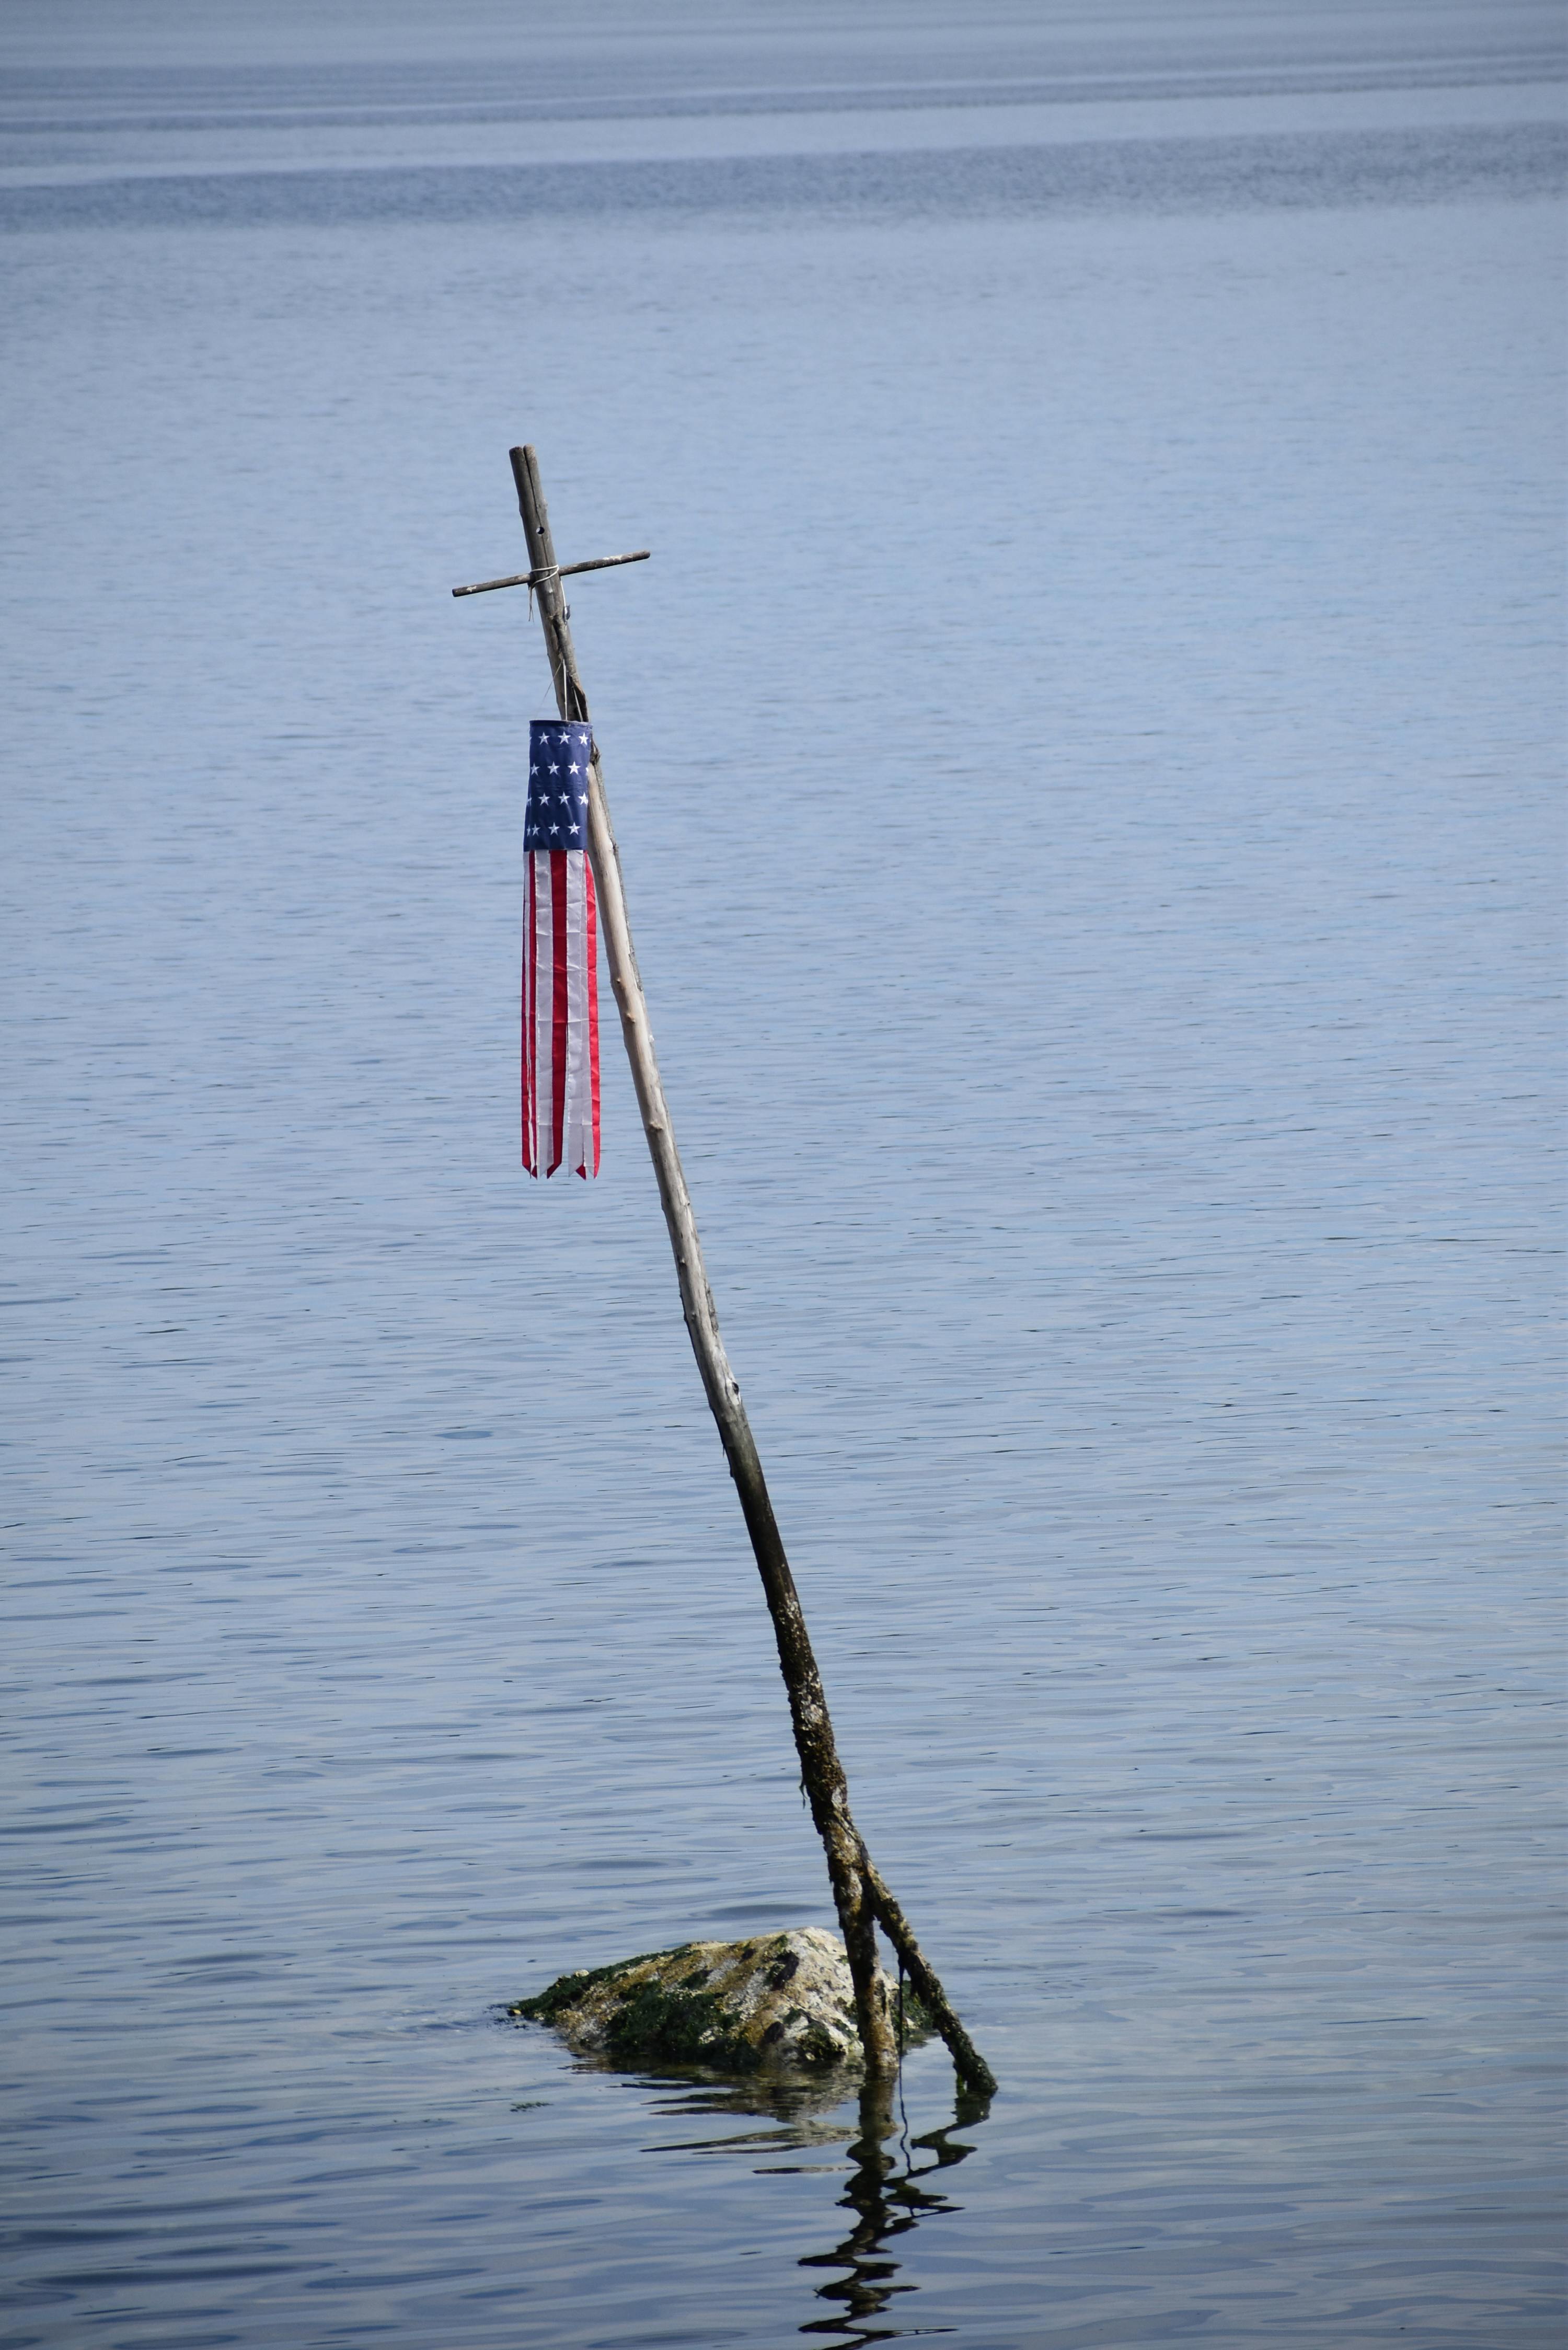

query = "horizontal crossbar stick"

[{"left": 452, "top": 548, "right": 651, "bottom": 598}]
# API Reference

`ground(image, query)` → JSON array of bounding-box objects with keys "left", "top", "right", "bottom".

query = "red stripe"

[
  {"left": 580, "top": 862, "right": 600, "bottom": 1177},
  {"left": 549, "top": 850, "right": 569, "bottom": 1176},
  {"left": 521, "top": 858, "right": 537, "bottom": 1175}
]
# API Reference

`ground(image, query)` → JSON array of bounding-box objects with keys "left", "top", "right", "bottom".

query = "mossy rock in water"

[{"left": 508, "top": 1926, "right": 929, "bottom": 2073}]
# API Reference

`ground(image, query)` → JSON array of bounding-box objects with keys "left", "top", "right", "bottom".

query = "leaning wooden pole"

[{"left": 509, "top": 444, "right": 995, "bottom": 2097}]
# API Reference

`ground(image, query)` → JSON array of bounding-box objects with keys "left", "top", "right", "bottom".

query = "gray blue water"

[{"left": 3, "top": 5, "right": 1564, "bottom": 2344}]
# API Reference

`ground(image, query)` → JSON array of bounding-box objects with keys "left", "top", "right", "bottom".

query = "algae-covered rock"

[{"left": 508, "top": 1926, "right": 926, "bottom": 2072}]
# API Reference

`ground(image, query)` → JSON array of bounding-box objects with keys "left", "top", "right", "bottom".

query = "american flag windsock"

[{"left": 522, "top": 718, "right": 600, "bottom": 1179}]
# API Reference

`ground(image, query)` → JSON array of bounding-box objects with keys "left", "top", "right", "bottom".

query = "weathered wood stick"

[
  {"left": 507, "top": 447, "right": 890, "bottom": 2073},
  {"left": 453, "top": 548, "right": 651, "bottom": 598},
  {"left": 506, "top": 443, "right": 994, "bottom": 2096},
  {"left": 861, "top": 1855, "right": 996, "bottom": 2095}
]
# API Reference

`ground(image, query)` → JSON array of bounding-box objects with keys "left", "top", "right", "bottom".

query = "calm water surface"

[{"left": 2, "top": 5, "right": 1563, "bottom": 2344}]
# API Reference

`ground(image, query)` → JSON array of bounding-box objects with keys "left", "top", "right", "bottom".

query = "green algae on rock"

[{"left": 509, "top": 1927, "right": 928, "bottom": 2073}]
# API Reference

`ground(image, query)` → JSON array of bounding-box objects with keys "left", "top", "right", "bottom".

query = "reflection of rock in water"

[
  {"left": 629, "top": 2068, "right": 990, "bottom": 2340},
  {"left": 509, "top": 1927, "right": 928, "bottom": 2073},
  {"left": 510, "top": 1953, "right": 986, "bottom": 2341},
  {"left": 570, "top": 2050, "right": 869, "bottom": 2152},
  {"left": 533, "top": 2046, "right": 990, "bottom": 2342}
]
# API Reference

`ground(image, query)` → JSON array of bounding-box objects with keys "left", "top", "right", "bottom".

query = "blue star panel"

[{"left": 525, "top": 720, "right": 593, "bottom": 849}]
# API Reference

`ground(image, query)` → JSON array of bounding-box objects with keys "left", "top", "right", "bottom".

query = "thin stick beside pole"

[{"left": 506, "top": 443, "right": 994, "bottom": 2096}]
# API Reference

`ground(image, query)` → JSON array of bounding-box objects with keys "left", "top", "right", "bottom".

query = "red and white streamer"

[{"left": 522, "top": 848, "right": 600, "bottom": 1178}]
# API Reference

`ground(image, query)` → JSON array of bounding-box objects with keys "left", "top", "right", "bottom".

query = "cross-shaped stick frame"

[{"left": 452, "top": 444, "right": 996, "bottom": 2099}]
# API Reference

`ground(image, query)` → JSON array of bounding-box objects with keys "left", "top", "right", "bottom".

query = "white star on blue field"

[{"left": 525, "top": 720, "right": 592, "bottom": 847}]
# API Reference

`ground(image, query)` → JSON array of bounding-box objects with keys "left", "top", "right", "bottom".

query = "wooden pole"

[{"left": 507, "top": 444, "right": 995, "bottom": 2097}]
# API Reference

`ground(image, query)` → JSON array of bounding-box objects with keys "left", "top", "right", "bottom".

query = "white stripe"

[
  {"left": 521, "top": 857, "right": 534, "bottom": 1170},
  {"left": 529, "top": 848, "right": 556, "bottom": 1169},
  {"left": 561, "top": 852, "right": 591, "bottom": 1176}
]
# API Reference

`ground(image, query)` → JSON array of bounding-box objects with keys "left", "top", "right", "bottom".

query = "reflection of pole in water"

[{"left": 798, "top": 2073, "right": 990, "bottom": 2342}]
